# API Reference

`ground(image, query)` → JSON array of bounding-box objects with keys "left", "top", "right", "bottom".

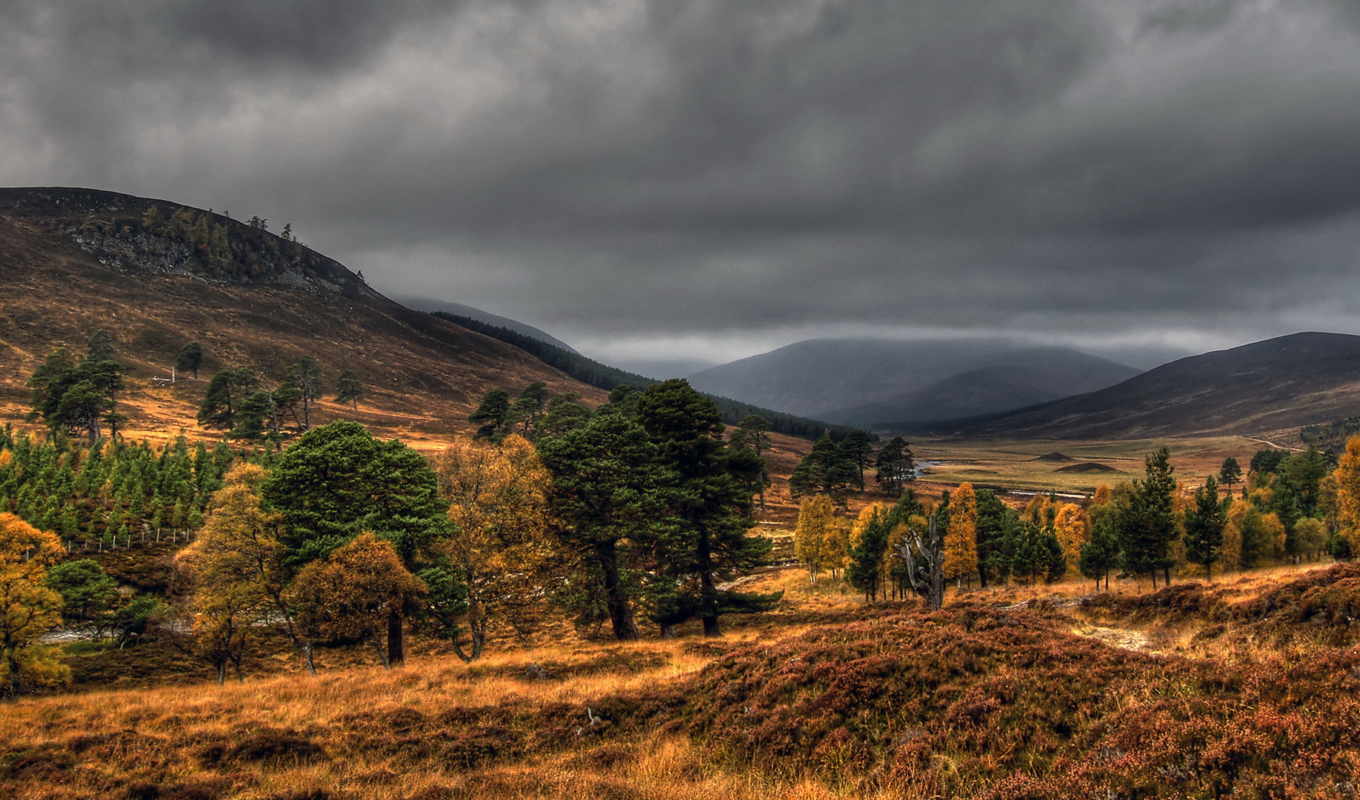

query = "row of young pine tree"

[
  {"left": 0, "top": 379, "right": 784, "bottom": 695},
  {"left": 794, "top": 441, "right": 1360, "bottom": 602}
]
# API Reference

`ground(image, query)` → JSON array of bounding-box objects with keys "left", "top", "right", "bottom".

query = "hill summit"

[{"left": 0, "top": 187, "right": 597, "bottom": 446}]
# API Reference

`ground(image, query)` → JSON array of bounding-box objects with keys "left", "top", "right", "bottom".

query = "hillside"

[
  {"left": 396, "top": 295, "right": 579, "bottom": 353},
  {"left": 929, "top": 332, "right": 1360, "bottom": 439},
  {"left": 822, "top": 348, "right": 1139, "bottom": 426},
  {"left": 0, "top": 187, "right": 601, "bottom": 448},
  {"left": 689, "top": 338, "right": 1137, "bottom": 422}
]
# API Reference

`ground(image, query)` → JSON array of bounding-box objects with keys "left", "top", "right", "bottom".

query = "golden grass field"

[{"left": 909, "top": 434, "right": 1282, "bottom": 496}]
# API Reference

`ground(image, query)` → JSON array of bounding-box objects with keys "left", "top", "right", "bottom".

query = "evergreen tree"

[
  {"left": 175, "top": 342, "right": 204, "bottom": 379},
  {"left": 1218, "top": 457, "right": 1242, "bottom": 489},
  {"left": 262, "top": 421, "right": 449, "bottom": 664},
  {"left": 847, "top": 505, "right": 890, "bottom": 601},
  {"left": 27, "top": 334, "right": 126, "bottom": 443},
  {"left": 790, "top": 434, "right": 858, "bottom": 503},
  {"left": 1184, "top": 476, "right": 1227, "bottom": 579},
  {"left": 636, "top": 380, "right": 770, "bottom": 636},
  {"left": 1118, "top": 447, "right": 1179, "bottom": 586},
  {"left": 469, "top": 389, "right": 512, "bottom": 441},
  {"left": 837, "top": 430, "right": 875, "bottom": 491},
  {"left": 874, "top": 437, "right": 915, "bottom": 494},
  {"left": 1080, "top": 513, "right": 1120, "bottom": 590},
  {"left": 508, "top": 382, "right": 550, "bottom": 439},
  {"left": 728, "top": 416, "right": 772, "bottom": 509},
  {"left": 335, "top": 369, "right": 363, "bottom": 410},
  {"left": 197, "top": 368, "right": 257, "bottom": 431},
  {"left": 975, "top": 488, "right": 1018, "bottom": 586},
  {"left": 537, "top": 409, "right": 663, "bottom": 641},
  {"left": 289, "top": 357, "right": 323, "bottom": 430}
]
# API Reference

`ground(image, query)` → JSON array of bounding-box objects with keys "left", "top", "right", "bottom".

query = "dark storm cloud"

[{"left": 2, "top": 0, "right": 1359, "bottom": 365}]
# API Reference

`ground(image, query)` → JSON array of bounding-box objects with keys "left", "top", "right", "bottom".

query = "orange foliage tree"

[
  {"left": 1053, "top": 503, "right": 1089, "bottom": 577},
  {"left": 1334, "top": 435, "right": 1360, "bottom": 556},
  {"left": 0, "top": 513, "right": 68, "bottom": 697},
  {"left": 290, "top": 533, "right": 426, "bottom": 668},
  {"left": 942, "top": 484, "right": 978, "bottom": 586}
]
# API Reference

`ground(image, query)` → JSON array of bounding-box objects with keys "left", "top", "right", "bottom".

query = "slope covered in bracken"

[
  {"left": 4, "top": 565, "right": 1360, "bottom": 799},
  {"left": 0, "top": 188, "right": 600, "bottom": 448}
]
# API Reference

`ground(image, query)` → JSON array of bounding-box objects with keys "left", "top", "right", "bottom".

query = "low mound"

[
  {"left": 1055, "top": 461, "right": 1122, "bottom": 473},
  {"left": 684, "top": 605, "right": 1360, "bottom": 796},
  {"left": 1034, "top": 451, "right": 1075, "bottom": 462},
  {"left": 1086, "top": 563, "right": 1360, "bottom": 646}
]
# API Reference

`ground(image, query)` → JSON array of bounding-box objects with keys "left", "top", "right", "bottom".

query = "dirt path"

[
  {"left": 1070, "top": 623, "right": 1153, "bottom": 653},
  {"left": 1243, "top": 435, "right": 1303, "bottom": 453}
]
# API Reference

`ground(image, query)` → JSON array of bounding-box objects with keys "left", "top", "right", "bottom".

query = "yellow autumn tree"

[
  {"left": 822, "top": 515, "right": 852, "bottom": 580},
  {"left": 177, "top": 463, "right": 313, "bottom": 677},
  {"left": 0, "top": 513, "right": 69, "bottom": 698},
  {"left": 1334, "top": 435, "right": 1360, "bottom": 556},
  {"left": 431, "top": 434, "right": 554, "bottom": 660},
  {"left": 1222, "top": 498, "right": 1245, "bottom": 572},
  {"left": 1053, "top": 503, "right": 1089, "bottom": 577},
  {"left": 795, "top": 494, "right": 835, "bottom": 583},
  {"left": 943, "top": 483, "right": 978, "bottom": 586},
  {"left": 881, "top": 519, "right": 911, "bottom": 599}
]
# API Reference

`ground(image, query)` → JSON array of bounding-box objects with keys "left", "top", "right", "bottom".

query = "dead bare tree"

[{"left": 898, "top": 515, "right": 945, "bottom": 610}]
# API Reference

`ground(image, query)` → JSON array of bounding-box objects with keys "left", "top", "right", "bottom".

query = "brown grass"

[{"left": 8, "top": 564, "right": 1360, "bottom": 798}]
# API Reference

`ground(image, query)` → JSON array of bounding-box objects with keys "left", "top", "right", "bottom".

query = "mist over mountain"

[{"left": 688, "top": 338, "right": 1138, "bottom": 423}]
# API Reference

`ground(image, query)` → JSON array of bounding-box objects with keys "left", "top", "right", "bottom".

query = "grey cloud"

[{"left": 2, "top": 0, "right": 1359, "bottom": 363}]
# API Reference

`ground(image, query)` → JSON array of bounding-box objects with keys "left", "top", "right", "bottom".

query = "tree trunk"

[
  {"left": 595, "top": 541, "right": 638, "bottom": 640},
  {"left": 660, "top": 623, "right": 676, "bottom": 639},
  {"left": 386, "top": 609, "right": 405, "bottom": 666},
  {"left": 701, "top": 527, "right": 723, "bottom": 639}
]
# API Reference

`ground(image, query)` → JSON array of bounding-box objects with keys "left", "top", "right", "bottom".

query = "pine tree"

[
  {"left": 469, "top": 390, "right": 512, "bottom": 441},
  {"left": 175, "top": 342, "right": 204, "bottom": 379},
  {"left": 847, "top": 505, "right": 890, "bottom": 601},
  {"left": 1080, "top": 513, "right": 1120, "bottom": 590},
  {"left": 1118, "top": 447, "right": 1179, "bottom": 586},
  {"left": 873, "top": 437, "right": 915, "bottom": 494},
  {"left": 1219, "top": 457, "right": 1242, "bottom": 489},
  {"left": 335, "top": 370, "right": 364, "bottom": 411},
  {"left": 636, "top": 380, "right": 771, "bottom": 637},
  {"left": 1184, "top": 476, "right": 1227, "bottom": 579}
]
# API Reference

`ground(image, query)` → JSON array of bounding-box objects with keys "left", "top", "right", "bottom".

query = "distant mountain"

[
  {"left": 928, "top": 332, "right": 1360, "bottom": 439},
  {"left": 397, "top": 297, "right": 578, "bottom": 353},
  {"left": 610, "top": 357, "right": 719, "bottom": 380},
  {"left": 429, "top": 310, "right": 852, "bottom": 440},
  {"left": 687, "top": 338, "right": 1137, "bottom": 422},
  {"left": 822, "top": 348, "right": 1140, "bottom": 426}
]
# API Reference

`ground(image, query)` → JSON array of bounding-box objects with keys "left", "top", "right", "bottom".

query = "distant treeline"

[
  {"left": 432, "top": 311, "right": 855, "bottom": 440},
  {"left": 1301, "top": 417, "right": 1360, "bottom": 455}
]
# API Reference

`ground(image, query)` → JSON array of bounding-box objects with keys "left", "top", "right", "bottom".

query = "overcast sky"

[{"left": 4, "top": 0, "right": 1360, "bottom": 369}]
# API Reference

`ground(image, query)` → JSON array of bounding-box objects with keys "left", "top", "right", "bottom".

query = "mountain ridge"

[{"left": 915, "top": 331, "right": 1360, "bottom": 439}]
